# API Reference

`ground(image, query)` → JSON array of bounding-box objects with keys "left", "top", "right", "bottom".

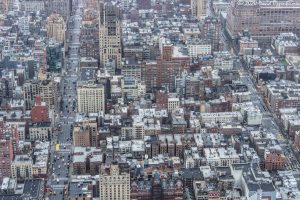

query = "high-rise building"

[
  {"left": 191, "top": 0, "right": 207, "bottom": 20},
  {"left": 156, "top": 45, "right": 190, "bottom": 92},
  {"left": 77, "top": 81, "right": 105, "bottom": 113},
  {"left": 99, "top": 1, "right": 122, "bottom": 69},
  {"left": 47, "top": 13, "right": 66, "bottom": 43},
  {"left": 46, "top": 41, "right": 64, "bottom": 72},
  {"left": 226, "top": 0, "right": 300, "bottom": 41},
  {"left": 46, "top": 0, "right": 72, "bottom": 20},
  {"left": 202, "top": 17, "right": 222, "bottom": 51},
  {"left": 80, "top": 21, "right": 99, "bottom": 60},
  {"left": 99, "top": 162, "right": 130, "bottom": 200}
]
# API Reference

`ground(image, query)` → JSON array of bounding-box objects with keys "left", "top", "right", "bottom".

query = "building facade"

[
  {"left": 47, "top": 14, "right": 66, "bottom": 43},
  {"left": 99, "top": 163, "right": 130, "bottom": 200},
  {"left": 99, "top": 1, "right": 122, "bottom": 69},
  {"left": 226, "top": 0, "right": 300, "bottom": 41},
  {"left": 191, "top": 0, "right": 207, "bottom": 20},
  {"left": 77, "top": 82, "right": 105, "bottom": 113}
]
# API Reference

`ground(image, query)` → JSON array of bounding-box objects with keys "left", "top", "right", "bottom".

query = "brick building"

[
  {"left": 264, "top": 150, "right": 286, "bottom": 171},
  {"left": 156, "top": 45, "right": 189, "bottom": 92},
  {"left": 0, "top": 139, "right": 13, "bottom": 181},
  {"left": 31, "top": 96, "right": 49, "bottom": 123},
  {"left": 226, "top": 0, "right": 300, "bottom": 42}
]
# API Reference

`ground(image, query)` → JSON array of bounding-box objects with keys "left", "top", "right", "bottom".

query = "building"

[
  {"left": 72, "top": 120, "right": 98, "bottom": 147},
  {"left": 0, "top": 0, "right": 10, "bottom": 14},
  {"left": 99, "top": 162, "right": 130, "bottom": 200},
  {"left": 47, "top": 14, "right": 66, "bottom": 43},
  {"left": 18, "top": 16, "right": 30, "bottom": 35},
  {"left": 46, "top": 41, "right": 64, "bottom": 72},
  {"left": 202, "top": 17, "right": 222, "bottom": 51},
  {"left": 29, "top": 122, "right": 52, "bottom": 141},
  {"left": 168, "top": 97, "right": 180, "bottom": 112},
  {"left": 264, "top": 150, "right": 286, "bottom": 171},
  {"left": 0, "top": 140, "right": 13, "bottom": 182},
  {"left": 186, "top": 38, "right": 212, "bottom": 59},
  {"left": 200, "top": 112, "right": 243, "bottom": 124},
  {"left": 99, "top": 1, "right": 122, "bottom": 69},
  {"left": 11, "top": 155, "right": 33, "bottom": 180},
  {"left": 80, "top": 21, "right": 99, "bottom": 60},
  {"left": 272, "top": 32, "right": 300, "bottom": 55},
  {"left": 156, "top": 45, "right": 189, "bottom": 92},
  {"left": 73, "top": 147, "right": 103, "bottom": 175},
  {"left": 46, "top": 0, "right": 72, "bottom": 20},
  {"left": 31, "top": 96, "right": 49, "bottom": 123},
  {"left": 22, "top": 0, "right": 45, "bottom": 13},
  {"left": 23, "top": 79, "right": 59, "bottom": 111},
  {"left": 265, "top": 81, "right": 300, "bottom": 115},
  {"left": 226, "top": 0, "right": 300, "bottom": 41},
  {"left": 213, "top": 51, "right": 234, "bottom": 71},
  {"left": 204, "top": 147, "right": 240, "bottom": 167},
  {"left": 294, "top": 130, "right": 300, "bottom": 151},
  {"left": 77, "top": 81, "right": 105, "bottom": 113},
  {"left": 136, "top": 0, "right": 151, "bottom": 10},
  {"left": 191, "top": 0, "right": 207, "bottom": 20}
]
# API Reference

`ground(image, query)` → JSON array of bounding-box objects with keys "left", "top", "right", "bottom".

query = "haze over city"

[{"left": 1, "top": 0, "right": 300, "bottom": 199}]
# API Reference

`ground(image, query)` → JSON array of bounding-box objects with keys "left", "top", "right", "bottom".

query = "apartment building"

[
  {"left": 77, "top": 81, "right": 105, "bottom": 113},
  {"left": 11, "top": 155, "right": 33, "bottom": 180},
  {"left": 29, "top": 122, "right": 52, "bottom": 141}
]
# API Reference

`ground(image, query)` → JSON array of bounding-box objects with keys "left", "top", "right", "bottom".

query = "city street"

[{"left": 48, "top": 0, "right": 83, "bottom": 199}]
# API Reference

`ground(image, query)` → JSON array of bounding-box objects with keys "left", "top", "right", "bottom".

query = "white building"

[
  {"left": 200, "top": 112, "right": 243, "bottom": 123},
  {"left": 213, "top": 51, "right": 234, "bottom": 70},
  {"left": 11, "top": 155, "right": 33, "bottom": 180},
  {"left": 187, "top": 38, "right": 212, "bottom": 59},
  {"left": 29, "top": 122, "right": 52, "bottom": 141},
  {"left": 204, "top": 147, "right": 240, "bottom": 167},
  {"left": 168, "top": 97, "right": 180, "bottom": 112},
  {"left": 18, "top": 16, "right": 30, "bottom": 35},
  {"left": 77, "top": 81, "right": 105, "bottom": 113}
]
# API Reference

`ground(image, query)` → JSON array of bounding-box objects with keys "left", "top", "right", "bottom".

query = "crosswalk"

[
  {"left": 57, "top": 149, "right": 71, "bottom": 153},
  {"left": 52, "top": 185, "right": 65, "bottom": 189},
  {"left": 59, "top": 143, "right": 72, "bottom": 146}
]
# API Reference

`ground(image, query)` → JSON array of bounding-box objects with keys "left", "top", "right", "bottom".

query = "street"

[{"left": 47, "top": 0, "right": 83, "bottom": 199}]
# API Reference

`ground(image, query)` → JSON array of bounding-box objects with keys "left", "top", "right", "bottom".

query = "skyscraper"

[
  {"left": 99, "top": 162, "right": 130, "bottom": 200},
  {"left": 47, "top": 13, "right": 66, "bottom": 43},
  {"left": 191, "top": 0, "right": 207, "bottom": 20},
  {"left": 99, "top": 1, "right": 122, "bottom": 70}
]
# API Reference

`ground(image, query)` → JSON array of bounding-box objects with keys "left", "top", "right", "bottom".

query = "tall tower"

[
  {"left": 99, "top": 162, "right": 130, "bottom": 200},
  {"left": 99, "top": 1, "right": 122, "bottom": 70},
  {"left": 191, "top": 0, "right": 207, "bottom": 20}
]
